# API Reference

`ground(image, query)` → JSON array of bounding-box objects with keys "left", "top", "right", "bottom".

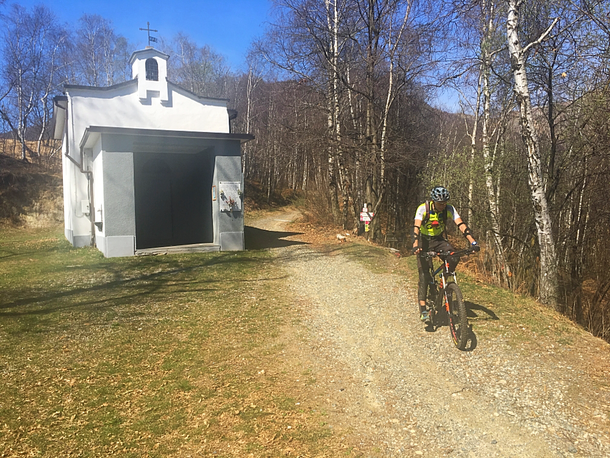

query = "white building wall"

[
  {"left": 133, "top": 57, "right": 168, "bottom": 99},
  {"left": 66, "top": 84, "right": 229, "bottom": 145},
  {"left": 63, "top": 81, "right": 230, "bottom": 249},
  {"left": 61, "top": 134, "right": 72, "bottom": 242},
  {"left": 91, "top": 140, "right": 104, "bottom": 241},
  {"left": 63, "top": 128, "right": 93, "bottom": 248}
]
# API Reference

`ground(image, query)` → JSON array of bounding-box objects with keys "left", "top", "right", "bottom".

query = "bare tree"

[
  {"left": 0, "top": 4, "right": 66, "bottom": 161},
  {"left": 169, "top": 33, "right": 231, "bottom": 98},
  {"left": 242, "top": 53, "right": 263, "bottom": 177},
  {"left": 72, "top": 15, "right": 129, "bottom": 87},
  {"left": 506, "top": 0, "right": 559, "bottom": 308},
  {"left": 258, "top": 0, "right": 441, "bottom": 237}
]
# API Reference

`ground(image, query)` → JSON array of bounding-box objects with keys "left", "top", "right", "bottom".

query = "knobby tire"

[
  {"left": 445, "top": 283, "right": 469, "bottom": 350},
  {"left": 428, "top": 285, "right": 438, "bottom": 328}
]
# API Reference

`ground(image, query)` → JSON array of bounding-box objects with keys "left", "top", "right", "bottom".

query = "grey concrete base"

[
  {"left": 220, "top": 232, "right": 244, "bottom": 251},
  {"left": 100, "top": 236, "right": 136, "bottom": 258},
  {"left": 66, "top": 230, "right": 92, "bottom": 248}
]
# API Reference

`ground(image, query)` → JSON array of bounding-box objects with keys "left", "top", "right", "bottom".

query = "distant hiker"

[{"left": 411, "top": 186, "right": 479, "bottom": 322}]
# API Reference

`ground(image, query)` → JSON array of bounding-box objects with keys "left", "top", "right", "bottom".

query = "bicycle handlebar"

[{"left": 420, "top": 247, "right": 477, "bottom": 259}]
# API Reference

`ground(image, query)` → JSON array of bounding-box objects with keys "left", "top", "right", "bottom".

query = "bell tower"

[{"left": 129, "top": 48, "right": 170, "bottom": 103}]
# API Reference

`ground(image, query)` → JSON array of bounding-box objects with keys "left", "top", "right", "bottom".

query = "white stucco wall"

[
  {"left": 131, "top": 51, "right": 169, "bottom": 102},
  {"left": 67, "top": 86, "right": 229, "bottom": 147},
  {"left": 61, "top": 132, "right": 72, "bottom": 240},
  {"left": 62, "top": 129, "right": 93, "bottom": 248},
  {"left": 91, "top": 140, "right": 104, "bottom": 241}
]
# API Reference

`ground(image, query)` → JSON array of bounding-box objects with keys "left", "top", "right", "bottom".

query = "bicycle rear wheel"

[{"left": 445, "top": 283, "right": 469, "bottom": 350}]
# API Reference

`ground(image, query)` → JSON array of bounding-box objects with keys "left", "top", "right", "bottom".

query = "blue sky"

[
  {"left": 8, "top": 0, "right": 460, "bottom": 110},
  {"left": 8, "top": 0, "right": 272, "bottom": 71}
]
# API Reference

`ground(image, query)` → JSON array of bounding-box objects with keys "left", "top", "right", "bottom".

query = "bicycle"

[{"left": 419, "top": 247, "right": 477, "bottom": 350}]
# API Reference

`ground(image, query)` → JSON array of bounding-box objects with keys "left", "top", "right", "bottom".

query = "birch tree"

[
  {"left": 458, "top": 0, "right": 514, "bottom": 286},
  {"left": 242, "top": 54, "right": 263, "bottom": 177},
  {"left": 358, "top": 0, "right": 425, "bottom": 239},
  {"left": 257, "top": 0, "right": 440, "bottom": 234},
  {"left": 257, "top": 0, "right": 353, "bottom": 223},
  {"left": 170, "top": 33, "right": 231, "bottom": 98},
  {"left": 73, "top": 15, "right": 129, "bottom": 87},
  {"left": 506, "top": 0, "right": 559, "bottom": 308},
  {"left": 0, "top": 4, "right": 66, "bottom": 161}
]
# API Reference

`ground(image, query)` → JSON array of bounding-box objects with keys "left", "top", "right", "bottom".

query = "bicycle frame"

[
  {"left": 423, "top": 248, "right": 472, "bottom": 300},
  {"left": 425, "top": 256, "right": 454, "bottom": 315},
  {"left": 420, "top": 247, "right": 475, "bottom": 349}
]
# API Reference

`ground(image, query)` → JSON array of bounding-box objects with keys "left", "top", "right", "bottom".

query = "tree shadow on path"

[{"left": 245, "top": 226, "right": 309, "bottom": 250}]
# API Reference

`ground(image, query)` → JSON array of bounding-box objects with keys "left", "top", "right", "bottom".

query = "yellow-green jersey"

[{"left": 415, "top": 202, "right": 460, "bottom": 237}]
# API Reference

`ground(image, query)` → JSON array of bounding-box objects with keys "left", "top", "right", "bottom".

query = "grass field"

[{"left": 0, "top": 227, "right": 338, "bottom": 457}]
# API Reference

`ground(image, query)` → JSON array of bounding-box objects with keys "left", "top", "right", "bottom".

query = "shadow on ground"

[
  {"left": 245, "top": 226, "right": 309, "bottom": 250},
  {"left": 462, "top": 300, "right": 500, "bottom": 351},
  {"left": 466, "top": 301, "right": 499, "bottom": 321},
  {"left": 427, "top": 301, "right": 499, "bottom": 352}
]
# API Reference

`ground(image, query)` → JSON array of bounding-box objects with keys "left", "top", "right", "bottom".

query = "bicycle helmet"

[{"left": 430, "top": 186, "right": 450, "bottom": 202}]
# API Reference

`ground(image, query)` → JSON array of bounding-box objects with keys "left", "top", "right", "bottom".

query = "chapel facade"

[{"left": 53, "top": 47, "right": 252, "bottom": 257}]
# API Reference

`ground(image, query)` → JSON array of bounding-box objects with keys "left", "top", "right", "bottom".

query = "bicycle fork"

[{"left": 433, "top": 260, "right": 458, "bottom": 320}]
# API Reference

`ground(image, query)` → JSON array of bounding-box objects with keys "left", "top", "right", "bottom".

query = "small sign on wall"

[{"left": 219, "top": 181, "right": 242, "bottom": 212}]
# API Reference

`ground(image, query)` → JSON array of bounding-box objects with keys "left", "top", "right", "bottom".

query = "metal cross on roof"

[{"left": 139, "top": 22, "right": 158, "bottom": 47}]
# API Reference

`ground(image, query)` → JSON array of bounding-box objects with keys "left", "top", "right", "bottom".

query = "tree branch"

[{"left": 523, "top": 17, "right": 560, "bottom": 55}]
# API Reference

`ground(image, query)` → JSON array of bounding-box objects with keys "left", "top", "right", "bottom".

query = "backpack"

[{"left": 421, "top": 200, "right": 447, "bottom": 227}]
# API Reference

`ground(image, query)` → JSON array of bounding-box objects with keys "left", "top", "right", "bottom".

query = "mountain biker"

[{"left": 412, "top": 186, "right": 480, "bottom": 322}]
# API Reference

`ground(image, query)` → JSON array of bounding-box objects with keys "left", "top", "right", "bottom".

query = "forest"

[{"left": 1, "top": 0, "right": 610, "bottom": 343}]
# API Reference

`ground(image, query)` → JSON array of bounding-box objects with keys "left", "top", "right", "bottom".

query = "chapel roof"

[{"left": 128, "top": 47, "right": 170, "bottom": 65}]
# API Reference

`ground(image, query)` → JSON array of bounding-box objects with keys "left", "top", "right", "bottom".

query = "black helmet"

[{"left": 430, "top": 186, "right": 450, "bottom": 202}]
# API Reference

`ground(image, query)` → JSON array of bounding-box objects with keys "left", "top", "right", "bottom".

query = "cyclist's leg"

[
  {"left": 417, "top": 257, "right": 429, "bottom": 301},
  {"left": 416, "top": 238, "right": 432, "bottom": 320},
  {"left": 417, "top": 256, "right": 430, "bottom": 321}
]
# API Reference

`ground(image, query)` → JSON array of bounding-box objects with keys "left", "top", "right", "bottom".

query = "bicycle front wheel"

[{"left": 445, "top": 283, "right": 469, "bottom": 350}]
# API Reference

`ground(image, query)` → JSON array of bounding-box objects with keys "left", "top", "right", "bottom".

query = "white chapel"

[{"left": 53, "top": 47, "right": 252, "bottom": 257}]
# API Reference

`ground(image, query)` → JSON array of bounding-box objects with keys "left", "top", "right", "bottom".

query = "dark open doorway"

[{"left": 134, "top": 151, "right": 213, "bottom": 249}]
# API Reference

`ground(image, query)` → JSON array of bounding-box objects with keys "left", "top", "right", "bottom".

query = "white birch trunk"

[
  {"left": 243, "top": 69, "right": 255, "bottom": 177},
  {"left": 507, "top": 0, "right": 559, "bottom": 308},
  {"left": 480, "top": 0, "right": 511, "bottom": 286},
  {"left": 325, "top": 0, "right": 341, "bottom": 222},
  {"left": 345, "top": 58, "right": 362, "bottom": 228}
]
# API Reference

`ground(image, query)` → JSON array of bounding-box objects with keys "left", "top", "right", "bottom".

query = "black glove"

[
  {"left": 471, "top": 241, "right": 480, "bottom": 252},
  {"left": 412, "top": 246, "right": 420, "bottom": 254}
]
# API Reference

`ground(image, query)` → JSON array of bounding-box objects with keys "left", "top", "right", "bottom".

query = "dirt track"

[{"left": 247, "top": 209, "right": 610, "bottom": 457}]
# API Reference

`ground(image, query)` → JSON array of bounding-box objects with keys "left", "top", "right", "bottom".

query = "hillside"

[{"left": 0, "top": 154, "right": 63, "bottom": 227}]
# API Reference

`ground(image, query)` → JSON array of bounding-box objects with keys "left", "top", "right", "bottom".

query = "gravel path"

[{"left": 249, "top": 211, "right": 610, "bottom": 458}]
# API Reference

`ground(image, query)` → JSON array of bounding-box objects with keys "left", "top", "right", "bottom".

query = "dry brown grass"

[
  {"left": 0, "top": 228, "right": 353, "bottom": 457},
  {"left": 0, "top": 153, "right": 63, "bottom": 227}
]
